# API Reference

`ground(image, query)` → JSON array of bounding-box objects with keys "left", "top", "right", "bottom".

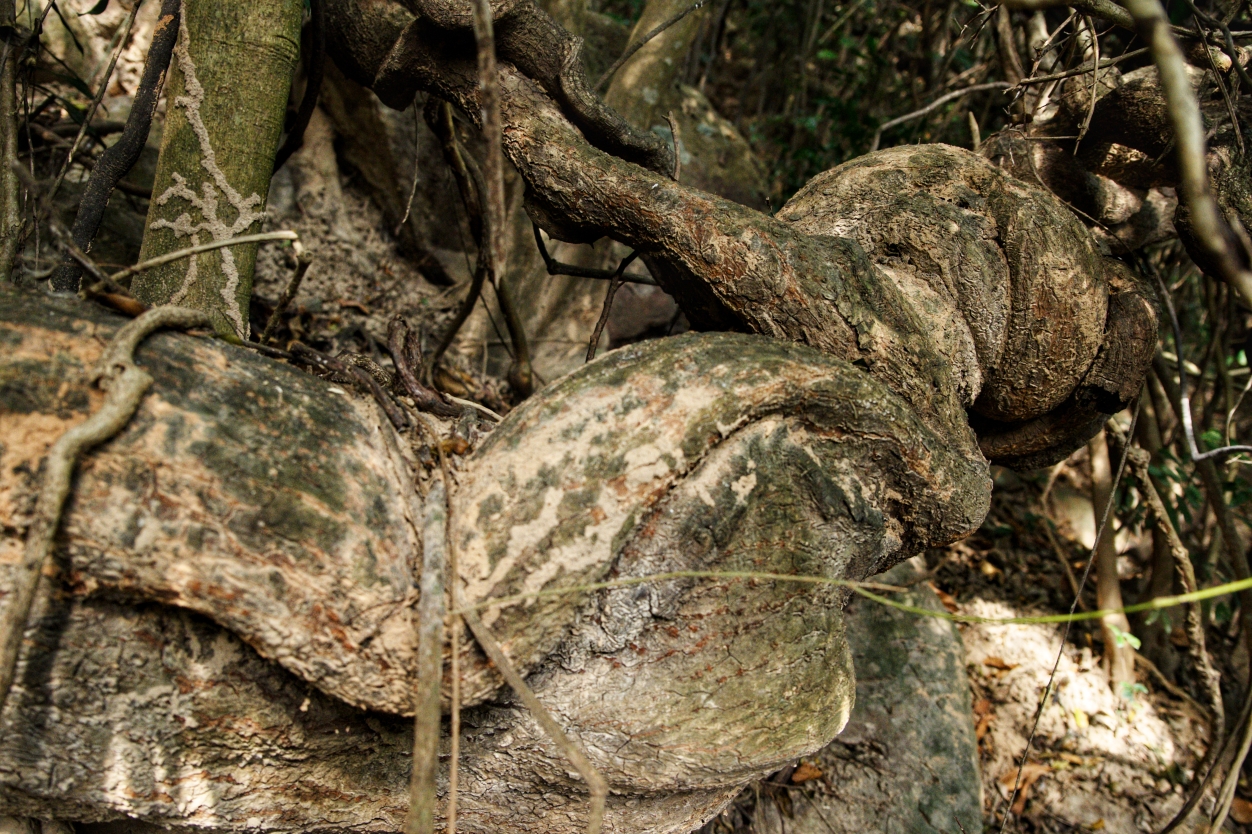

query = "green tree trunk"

[
  {"left": 133, "top": 0, "right": 302, "bottom": 338},
  {"left": 0, "top": 0, "right": 20, "bottom": 283}
]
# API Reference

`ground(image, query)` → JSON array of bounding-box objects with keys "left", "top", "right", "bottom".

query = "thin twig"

[
  {"left": 395, "top": 105, "right": 422, "bottom": 236},
  {"left": 259, "top": 241, "right": 312, "bottom": 345},
  {"left": 1128, "top": 446, "right": 1225, "bottom": 794},
  {"left": 46, "top": 0, "right": 142, "bottom": 210},
  {"left": 532, "top": 224, "right": 657, "bottom": 286},
  {"left": 870, "top": 82, "right": 1011, "bottom": 151},
  {"left": 1135, "top": 651, "right": 1210, "bottom": 718},
  {"left": 50, "top": 0, "right": 179, "bottom": 292},
  {"left": 1074, "top": 16, "right": 1100, "bottom": 152},
  {"left": 998, "top": 403, "right": 1140, "bottom": 832},
  {"left": 1015, "top": 46, "right": 1149, "bottom": 86},
  {"left": 445, "top": 567, "right": 1252, "bottom": 630},
  {"left": 0, "top": 305, "right": 209, "bottom": 718},
  {"left": 429, "top": 251, "right": 488, "bottom": 385},
  {"left": 443, "top": 394, "right": 501, "bottom": 422},
  {"left": 459, "top": 607, "right": 608, "bottom": 834},
  {"left": 109, "top": 230, "right": 299, "bottom": 286},
  {"left": 1124, "top": 0, "right": 1252, "bottom": 306},
  {"left": 596, "top": 0, "right": 708, "bottom": 91},
  {"left": 1147, "top": 259, "right": 1252, "bottom": 463},
  {"left": 586, "top": 251, "right": 639, "bottom": 361},
  {"left": 1194, "top": 14, "right": 1244, "bottom": 156}
]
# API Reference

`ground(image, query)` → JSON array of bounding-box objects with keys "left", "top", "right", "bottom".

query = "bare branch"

[
  {"left": 1004, "top": 0, "right": 1133, "bottom": 30},
  {"left": 1124, "top": 0, "right": 1252, "bottom": 306},
  {"left": 595, "top": 0, "right": 707, "bottom": 91},
  {"left": 870, "top": 82, "right": 1010, "bottom": 152},
  {"left": 46, "top": 0, "right": 143, "bottom": 211},
  {"left": 407, "top": 476, "right": 447, "bottom": 834}
]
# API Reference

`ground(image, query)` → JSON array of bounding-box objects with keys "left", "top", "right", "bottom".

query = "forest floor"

[
  {"left": 937, "top": 463, "right": 1226, "bottom": 834},
  {"left": 247, "top": 172, "right": 1232, "bottom": 834}
]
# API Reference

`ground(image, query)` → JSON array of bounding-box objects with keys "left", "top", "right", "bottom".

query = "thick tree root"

[
  {"left": 1, "top": 285, "right": 988, "bottom": 832},
  {"left": 0, "top": 304, "right": 208, "bottom": 718}
]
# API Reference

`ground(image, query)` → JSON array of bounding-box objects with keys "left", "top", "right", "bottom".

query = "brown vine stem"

[
  {"left": 998, "top": 403, "right": 1140, "bottom": 833},
  {"left": 259, "top": 241, "right": 312, "bottom": 345},
  {"left": 586, "top": 251, "right": 639, "bottom": 361},
  {"left": 0, "top": 1, "right": 20, "bottom": 283},
  {"left": 46, "top": 0, "right": 143, "bottom": 211},
  {"left": 408, "top": 475, "right": 447, "bottom": 834},
  {"left": 468, "top": 0, "right": 534, "bottom": 397},
  {"left": 0, "top": 304, "right": 209, "bottom": 720},
  {"left": 50, "top": 0, "right": 181, "bottom": 293},
  {"left": 1125, "top": 0, "right": 1252, "bottom": 307},
  {"left": 1127, "top": 445, "right": 1225, "bottom": 803},
  {"left": 595, "top": 0, "right": 707, "bottom": 91},
  {"left": 458, "top": 608, "right": 608, "bottom": 834}
]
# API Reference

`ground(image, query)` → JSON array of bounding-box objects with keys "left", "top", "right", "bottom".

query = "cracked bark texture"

[
  {"left": 2, "top": 281, "right": 986, "bottom": 832},
  {"left": 748, "top": 559, "right": 982, "bottom": 834},
  {"left": 0, "top": 1, "right": 1173, "bottom": 830}
]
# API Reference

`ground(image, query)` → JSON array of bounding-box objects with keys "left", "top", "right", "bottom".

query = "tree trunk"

[
  {"left": 132, "top": 0, "right": 302, "bottom": 338},
  {"left": 0, "top": 0, "right": 19, "bottom": 284}
]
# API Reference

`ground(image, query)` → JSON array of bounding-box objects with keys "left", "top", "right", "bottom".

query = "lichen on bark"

[{"left": 132, "top": 0, "right": 302, "bottom": 338}]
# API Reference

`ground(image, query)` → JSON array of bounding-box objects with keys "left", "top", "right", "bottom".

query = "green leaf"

[
  {"left": 1109, "top": 623, "right": 1141, "bottom": 650},
  {"left": 82, "top": 0, "right": 109, "bottom": 14},
  {"left": 1119, "top": 681, "right": 1149, "bottom": 702},
  {"left": 48, "top": 2, "right": 85, "bottom": 53}
]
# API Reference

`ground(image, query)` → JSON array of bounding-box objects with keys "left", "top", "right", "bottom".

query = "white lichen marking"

[{"left": 150, "top": 2, "right": 266, "bottom": 337}]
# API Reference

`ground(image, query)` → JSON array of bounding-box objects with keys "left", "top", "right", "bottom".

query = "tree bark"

[
  {"left": 132, "top": 0, "right": 303, "bottom": 338},
  {"left": 0, "top": 0, "right": 20, "bottom": 284},
  {"left": 1, "top": 282, "right": 988, "bottom": 832}
]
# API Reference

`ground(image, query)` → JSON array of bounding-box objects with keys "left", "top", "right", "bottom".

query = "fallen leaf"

[
  {"left": 979, "top": 560, "right": 1002, "bottom": 578},
  {"left": 983, "top": 656, "right": 1019, "bottom": 671},
  {"left": 1000, "top": 763, "right": 1053, "bottom": 815},
  {"left": 1088, "top": 819, "right": 1105, "bottom": 830},
  {"left": 336, "top": 298, "right": 373, "bottom": 315},
  {"left": 1072, "top": 708, "right": 1089, "bottom": 730},
  {"left": 975, "top": 712, "right": 994, "bottom": 741},
  {"left": 1231, "top": 797, "right": 1252, "bottom": 825},
  {"left": 929, "top": 582, "right": 959, "bottom": 612},
  {"left": 973, "top": 698, "right": 993, "bottom": 717},
  {"left": 791, "top": 762, "right": 823, "bottom": 783}
]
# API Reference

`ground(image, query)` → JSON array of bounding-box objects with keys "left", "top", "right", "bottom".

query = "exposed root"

[{"left": 0, "top": 304, "right": 209, "bottom": 719}]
